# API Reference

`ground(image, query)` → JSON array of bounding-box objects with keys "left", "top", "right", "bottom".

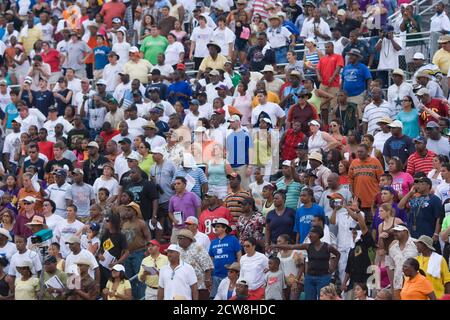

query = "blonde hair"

[
  {"left": 320, "top": 283, "right": 338, "bottom": 298},
  {"left": 380, "top": 203, "right": 395, "bottom": 218}
]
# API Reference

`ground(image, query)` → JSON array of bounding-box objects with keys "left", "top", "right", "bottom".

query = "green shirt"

[
  {"left": 276, "top": 178, "right": 303, "bottom": 210},
  {"left": 442, "top": 216, "right": 450, "bottom": 234},
  {"left": 140, "top": 35, "right": 169, "bottom": 65},
  {"left": 43, "top": 270, "right": 68, "bottom": 300}
]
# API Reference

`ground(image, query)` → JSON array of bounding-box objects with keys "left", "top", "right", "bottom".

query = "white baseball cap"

[
  {"left": 413, "top": 52, "right": 425, "bottom": 60},
  {"left": 129, "top": 46, "right": 139, "bottom": 53},
  {"left": 167, "top": 244, "right": 181, "bottom": 253},
  {"left": 112, "top": 264, "right": 125, "bottom": 272},
  {"left": 388, "top": 120, "right": 403, "bottom": 129}
]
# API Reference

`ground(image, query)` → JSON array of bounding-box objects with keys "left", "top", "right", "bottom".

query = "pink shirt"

[{"left": 392, "top": 172, "right": 414, "bottom": 196}]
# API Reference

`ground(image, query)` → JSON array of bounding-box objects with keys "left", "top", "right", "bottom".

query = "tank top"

[
  {"left": 306, "top": 242, "right": 330, "bottom": 276},
  {"left": 122, "top": 220, "right": 146, "bottom": 252},
  {"left": 261, "top": 201, "right": 275, "bottom": 218},
  {"left": 308, "top": 131, "right": 327, "bottom": 153},
  {"left": 304, "top": 50, "right": 319, "bottom": 76},
  {"left": 207, "top": 161, "right": 228, "bottom": 186},
  {"left": 380, "top": 218, "right": 396, "bottom": 250}
]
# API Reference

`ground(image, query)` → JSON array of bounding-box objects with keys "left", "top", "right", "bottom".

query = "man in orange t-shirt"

[
  {"left": 348, "top": 143, "right": 384, "bottom": 223},
  {"left": 100, "top": 0, "right": 126, "bottom": 29}
]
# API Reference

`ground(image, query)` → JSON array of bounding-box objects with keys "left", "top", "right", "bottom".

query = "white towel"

[
  {"left": 261, "top": 43, "right": 272, "bottom": 55},
  {"left": 427, "top": 252, "right": 442, "bottom": 278},
  {"left": 31, "top": 173, "right": 40, "bottom": 192}
]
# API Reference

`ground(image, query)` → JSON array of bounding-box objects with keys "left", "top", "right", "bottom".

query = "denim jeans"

[
  {"left": 274, "top": 46, "right": 288, "bottom": 64},
  {"left": 304, "top": 274, "right": 331, "bottom": 300},
  {"left": 124, "top": 249, "right": 146, "bottom": 299},
  {"left": 210, "top": 275, "right": 225, "bottom": 299}
]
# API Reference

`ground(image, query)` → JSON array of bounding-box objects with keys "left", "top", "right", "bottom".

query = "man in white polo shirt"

[{"left": 157, "top": 244, "right": 198, "bottom": 300}]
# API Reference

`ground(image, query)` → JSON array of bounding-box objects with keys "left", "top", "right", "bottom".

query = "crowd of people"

[{"left": 0, "top": 0, "right": 449, "bottom": 301}]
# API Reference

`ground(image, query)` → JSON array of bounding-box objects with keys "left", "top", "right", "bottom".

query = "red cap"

[
  {"left": 214, "top": 108, "right": 225, "bottom": 115},
  {"left": 176, "top": 63, "right": 186, "bottom": 71},
  {"left": 148, "top": 239, "right": 160, "bottom": 247}
]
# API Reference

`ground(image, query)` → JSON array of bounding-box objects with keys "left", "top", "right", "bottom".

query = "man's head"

[
  {"left": 166, "top": 244, "right": 181, "bottom": 264},
  {"left": 256, "top": 32, "right": 268, "bottom": 47},
  {"left": 227, "top": 172, "right": 241, "bottom": 189},
  {"left": 300, "top": 187, "right": 314, "bottom": 204},
  {"left": 173, "top": 176, "right": 187, "bottom": 193},
  {"left": 356, "top": 144, "right": 369, "bottom": 160},
  {"left": 414, "top": 176, "right": 432, "bottom": 195},
  {"left": 392, "top": 224, "right": 409, "bottom": 241},
  {"left": 324, "top": 42, "right": 334, "bottom": 55},
  {"left": 425, "top": 121, "right": 441, "bottom": 140},
  {"left": 72, "top": 168, "right": 84, "bottom": 184}
]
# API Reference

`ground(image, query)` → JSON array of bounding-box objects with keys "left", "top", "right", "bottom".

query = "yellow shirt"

[
  {"left": 199, "top": 54, "right": 228, "bottom": 72},
  {"left": 417, "top": 254, "right": 450, "bottom": 298},
  {"left": 138, "top": 253, "right": 169, "bottom": 288},
  {"left": 15, "top": 277, "right": 39, "bottom": 300},
  {"left": 123, "top": 59, "right": 153, "bottom": 84},
  {"left": 105, "top": 279, "right": 132, "bottom": 300},
  {"left": 19, "top": 27, "right": 43, "bottom": 54},
  {"left": 251, "top": 91, "right": 281, "bottom": 108},
  {"left": 432, "top": 48, "right": 450, "bottom": 74}
]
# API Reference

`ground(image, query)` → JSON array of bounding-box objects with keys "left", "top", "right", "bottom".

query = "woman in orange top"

[{"left": 400, "top": 258, "right": 436, "bottom": 300}]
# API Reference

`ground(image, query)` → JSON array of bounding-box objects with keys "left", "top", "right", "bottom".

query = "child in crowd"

[{"left": 265, "top": 256, "right": 286, "bottom": 300}]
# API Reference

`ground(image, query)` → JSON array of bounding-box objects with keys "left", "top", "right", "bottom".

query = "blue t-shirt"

[
  {"left": 342, "top": 62, "right": 372, "bottom": 97},
  {"left": 396, "top": 109, "right": 420, "bottom": 138},
  {"left": 209, "top": 235, "right": 242, "bottom": 278},
  {"left": 167, "top": 81, "right": 192, "bottom": 109},
  {"left": 294, "top": 203, "right": 325, "bottom": 243},
  {"left": 408, "top": 194, "right": 443, "bottom": 239},
  {"left": 5, "top": 103, "right": 18, "bottom": 129},
  {"left": 94, "top": 46, "right": 111, "bottom": 70},
  {"left": 32, "top": 90, "right": 54, "bottom": 116}
]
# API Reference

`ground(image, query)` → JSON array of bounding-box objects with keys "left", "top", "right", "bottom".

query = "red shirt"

[
  {"left": 317, "top": 53, "right": 344, "bottom": 87},
  {"left": 100, "top": 129, "right": 120, "bottom": 144},
  {"left": 419, "top": 98, "right": 449, "bottom": 126},
  {"left": 406, "top": 150, "right": 436, "bottom": 176},
  {"left": 198, "top": 206, "right": 234, "bottom": 240},
  {"left": 38, "top": 141, "right": 55, "bottom": 161},
  {"left": 281, "top": 128, "right": 305, "bottom": 161},
  {"left": 41, "top": 49, "right": 61, "bottom": 72},
  {"left": 100, "top": 2, "right": 126, "bottom": 29}
]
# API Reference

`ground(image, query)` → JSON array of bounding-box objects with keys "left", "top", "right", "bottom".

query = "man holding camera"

[
  {"left": 27, "top": 55, "right": 51, "bottom": 91},
  {"left": 375, "top": 25, "right": 402, "bottom": 87}
]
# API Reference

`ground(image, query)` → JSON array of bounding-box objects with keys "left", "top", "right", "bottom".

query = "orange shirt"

[
  {"left": 317, "top": 54, "right": 344, "bottom": 88},
  {"left": 348, "top": 156, "right": 383, "bottom": 208},
  {"left": 85, "top": 36, "right": 98, "bottom": 64},
  {"left": 400, "top": 274, "right": 434, "bottom": 300}
]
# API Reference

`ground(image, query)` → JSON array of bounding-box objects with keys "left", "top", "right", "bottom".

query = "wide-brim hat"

[
  {"left": 142, "top": 120, "right": 159, "bottom": 132},
  {"left": 177, "top": 229, "right": 196, "bottom": 242},
  {"left": 25, "top": 215, "right": 45, "bottom": 227},
  {"left": 0, "top": 228, "right": 12, "bottom": 241},
  {"left": 414, "top": 235, "right": 436, "bottom": 252},
  {"left": 125, "top": 202, "right": 143, "bottom": 219},
  {"left": 225, "top": 262, "right": 241, "bottom": 272},
  {"left": 211, "top": 218, "right": 232, "bottom": 233},
  {"left": 308, "top": 151, "right": 323, "bottom": 163},
  {"left": 206, "top": 42, "right": 221, "bottom": 53}
]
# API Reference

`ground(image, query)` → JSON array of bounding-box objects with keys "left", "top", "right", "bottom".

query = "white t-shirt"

[
  {"left": 377, "top": 37, "right": 403, "bottom": 70},
  {"left": 92, "top": 177, "right": 120, "bottom": 198},
  {"left": 430, "top": 12, "right": 450, "bottom": 33},
  {"left": 194, "top": 231, "right": 211, "bottom": 252},
  {"left": 53, "top": 219, "right": 85, "bottom": 258},
  {"left": 165, "top": 42, "right": 185, "bottom": 66},
  {"left": 3, "top": 132, "right": 21, "bottom": 163},
  {"left": 114, "top": 151, "right": 141, "bottom": 180},
  {"left": 44, "top": 213, "right": 65, "bottom": 232},
  {"left": 8, "top": 249, "right": 43, "bottom": 277},
  {"left": 145, "top": 135, "right": 166, "bottom": 150},
  {"left": 212, "top": 27, "right": 236, "bottom": 56},
  {"left": 427, "top": 137, "right": 450, "bottom": 158},
  {"left": 152, "top": 64, "right": 174, "bottom": 78},
  {"left": 80, "top": 235, "right": 100, "bottom": 254},
  {"left": 249, "top": 181, "right": 271, "bottom": 211},
  {"left": 190, "top": 26, "right": 214, "bottom": 58},
  {"left": 16, "top": 114, "right": 39, "bottom": 133},
  {"left": 0, "top": 89, "right": 12, "bottom": 112},
  {"left": 183, "top": 112, "right": 201, "bottom": 131},
  {"left": 36, "top": 23, "right": 54, "bottom": 42},
  {"left": 74, "top": 90, "right": 96, "bottom": 115},
  {"left": 267, "top": 26, "right": 292, "bottom": 49},
  {"left": 251, "top": 102, "right": 285, "bottom": 127},
  {"left": 158, "top": 261, "right": 197, "bottom": 300},
  {"left": 239, "top": 252, "right": 269, "bottom": 291},
  {"left": 387, "top": 82, "right": 419, "bottom": 116},
  {"left": 126, "top": 117, "right": 147, "bottom": 137},
  {"left": 44, "top": 117, "right": 74, "bottom": 140},
  {"left": 435, "top": 181, "right": 450, "bottom": 204},
  {"left": 198, "top": 103, "right": 213, "bottom": 120},
  {"left": 136, "top": 102, "right": 152, "bottom": 118},
  {"left": 112, "top": 41, "right": 131, "bottom": 66},
  {"left": 0, "top": 241, "right": 17, "bottom": 274},
  {"left": 65, "top": 249, "right": 99, "bottom": 279},
  {"left": 147, "top": 101, "right": 176, "bottom": 118},
  {"left": 103, "top": 63, "right": 122, "bottom": 92}
]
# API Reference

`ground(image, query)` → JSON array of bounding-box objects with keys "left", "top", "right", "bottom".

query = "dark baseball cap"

[{"left": 119, "top": 138, "right": 132, "bottom": 144}]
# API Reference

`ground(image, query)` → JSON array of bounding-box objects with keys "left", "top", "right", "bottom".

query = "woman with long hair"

[
  {"left": 396, "top": 95, "right": 419, "bottom": 139},
  {"left": 400, "top": 258, "right": 436, "bottom": 300},
  {"left": 169, "top": 19, "right": 187, "bottom": 42},
  {"left": 54, "top": 77, "right": 73, "bottom": 116},
  {"left": 240, "top": 237, "right": 269, "bottom": 300},
  {"left": 338, "top": 160, "right": 351, "bottom": 189},
  {"left": 427, "top": 155, "right": 448, "bottom": 189},
  {"left": 276, "top": 234, "right": 304, "bottom": 300},
  {"left": 388, "top": 157, "right": 414, "bottom": 198},
  {"left": 326, "top": 149, "right": 344, "bottom": 174},
  {"left": 303, "top": 78, "right": 333, "bottom": 117},
  {"left": 140, "top": 14, "right": 155, "bottom": 41},
  {"left": 329, "top": 119, "right": 347, "bottom": 151},
  {"left": 103, "top": 264, "right": 132, "bottom": 300},
  {"left": 1, "top": 175, "right": 19, "bottom": 206}
]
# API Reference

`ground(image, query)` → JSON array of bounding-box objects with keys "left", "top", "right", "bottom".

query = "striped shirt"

[
  {"left": 406, "top": 150, "right": 436, "bottom": 176},
  {"left": 304, "top": 51, "right": 320, "bottom": 76},
  {"left": 362, "top": 100, "right": 394, "bottom": 135},
  {"left": 172, "top": 168, "right": 208, "bottom": 198},
  {"left": 226, "top": 129, "right": 253, "bottom": 167},
  {"left": 224, "top": 190, "right": 252, "bottom": 224},
  {"left": 276, "top": 178, "right": 303, "bottom": 210},
  {"left": 252, "top": 0, "right": 274, "bottom": 20}
]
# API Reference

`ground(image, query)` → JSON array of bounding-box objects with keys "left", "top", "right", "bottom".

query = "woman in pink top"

[{"left": 388, "top": 157, "right": 414, "bottom": 197}]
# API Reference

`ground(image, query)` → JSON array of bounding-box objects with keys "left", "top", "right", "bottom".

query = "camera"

[{"left": 30, "top": 229, "right": 53, "bottom": 244}]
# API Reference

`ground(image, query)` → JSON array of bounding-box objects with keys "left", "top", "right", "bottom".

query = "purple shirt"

[
  {"left": 370, "top": 0, "right": 388, "bottom": 27},
  {"left": 169, "top": 191, "right": 201, "bottom": 228},
  {"left": 372, "top": 202, "right": 407, "bottom": 240}
]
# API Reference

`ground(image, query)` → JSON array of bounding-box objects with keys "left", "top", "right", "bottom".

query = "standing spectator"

[
  {"left": 294, "top": 188, "right": 325, "bottom": 244},
  {"left": 430, "top": 2, "right": 450, "bottom": 34},
  {"left": 265, "top": 190, "right": 296, "bottom": 246},
  {"left": 199, "top": 191, "right": 234, "bottom": 240},
  {"left": 189, "top": 15, "right": 214, "bottom": 70},
  {"left": 185, "top": 216, "right": 211, "bottom": 252},
  {"left": 246, "top": 32, "right": 276, "bottom": 72},
  {"left": 157, "top": 244, "right": 198, "bottom": 300},
  {"left": 425, "top": 121, "right": 450, "bottom": 157},
  {"left": 53, "top": 205, "right": 85, "bottom": 258},
  {"left": 138, "top": 240, "right": 168, "bottom": 300},
  {"left": 123, "top": 47, "right": 153, "bottom": 85},
  {"left": 266, "top": 15, "right": 295, "bottom": 64},
  {"left": 383, "top": 120, "right": 415, "bottom": 165},
  {"left": 398, "top": 176, "right": 443, "bottom": 247},
  {"left": 276, "top": 161, "right": 302, "bottom": 210},
  {"left": 65, "top": 168, "right": 96, "bottom": 222},
  {"left": 100, "top": 0, "right": 126, "bottom": 29},
  {"left": 223, "top": 172, "right": 252, "bottom": 225},
  {"left": 46, "top": 169, "right": 70, "bottom": 217},
  {"left": 362, "top": 87, "right": 394, "bottom": 135},
  {"left": 400, "top": 257, "right": 436, "bottom": 300},
  {"left": 406, "top": 136, "right": 436, "bottom": 177},
  {"left": 66, "top": 31, "right": 91, "bottom": 78},
  {"left": 348, "top": 144, "right": 384, "bottom": 219},
  {"left": 140, "top": 26, "right": 169, "bottom": 66},
  {"left": 416, "top": 88, "right": 448, "bottom": 128},
  {"left": 396, "top": 95, "right": 420, "bottom": 139},
  {"left": 387, "top": 69, "right": 419, "bottom": 117},
  {"left": 18, "top": 13, "right": 43, "bottom": 55},
  {"left": 341, "top": 49, "right": 372, "bottom": 113}
]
